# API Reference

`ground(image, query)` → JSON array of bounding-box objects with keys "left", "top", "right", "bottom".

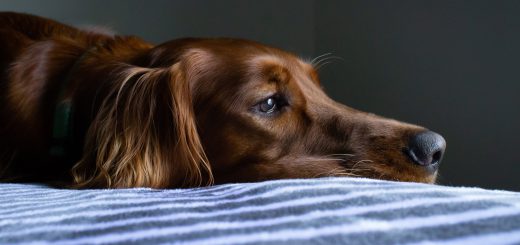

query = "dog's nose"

[{"left": 406, "top": 131, "right": 446, "bottom": 167}]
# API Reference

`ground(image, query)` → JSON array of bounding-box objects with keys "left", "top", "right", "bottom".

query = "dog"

[{"left": 0, "top": 12, "right": 446, "bottom": 188}]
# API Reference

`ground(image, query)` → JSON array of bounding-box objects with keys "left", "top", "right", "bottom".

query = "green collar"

[
  {"left": 49, "top": 99, "right": 73, "bottom": 157},
  {"left": 49, "top": 44, "right": 100, "bottom": 158}
]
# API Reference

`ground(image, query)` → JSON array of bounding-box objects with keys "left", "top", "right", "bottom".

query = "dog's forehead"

[
  {"left": 245, "top": 54, "right": 316, "bottom": 84},
  {"left": 250, "top": 54, "right": 324, "bottom": 93},
  {"left": 247, "top": 53, "right": 310, "bottom": 70}
]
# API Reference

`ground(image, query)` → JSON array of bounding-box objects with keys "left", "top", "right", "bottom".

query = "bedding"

[{"left": 1, "top": 177, "right": 520, "bottom": 244}]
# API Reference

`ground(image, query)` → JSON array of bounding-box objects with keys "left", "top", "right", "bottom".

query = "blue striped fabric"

[{"left": 1, "top": 177, "right": 520, "bottom": 245}]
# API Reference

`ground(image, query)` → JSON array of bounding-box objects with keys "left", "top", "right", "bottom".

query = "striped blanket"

[{"left": 1, "top": 178, "right": 520, "bottom": 245}]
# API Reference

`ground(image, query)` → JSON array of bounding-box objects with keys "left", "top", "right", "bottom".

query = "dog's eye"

[
  {"left": 260, "top": 98, "right": 277, "bottom": 113},
  {"left": 256, "top": 95, "right": 287, "bottom": 114}
]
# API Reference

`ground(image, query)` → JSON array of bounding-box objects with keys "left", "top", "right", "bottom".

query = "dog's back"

[
  {"left": 0, "top": 12, "right": 106, "bottom": 182},
  {"left": 0, "top": 13, "right": 156, "bottom": 184}
]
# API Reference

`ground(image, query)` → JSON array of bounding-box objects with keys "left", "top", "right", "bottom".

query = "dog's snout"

[{"left": 405, "top": 131, "right": 446, "bottom": 168}]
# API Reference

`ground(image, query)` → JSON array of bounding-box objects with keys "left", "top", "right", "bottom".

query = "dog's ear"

[{"left": 71, "top": 63, "right": 213, "bottom": 188}]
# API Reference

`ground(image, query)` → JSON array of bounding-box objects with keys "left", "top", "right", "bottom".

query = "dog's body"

[{"left": 0, "top": 12, "right": 446, "bottom": 188}]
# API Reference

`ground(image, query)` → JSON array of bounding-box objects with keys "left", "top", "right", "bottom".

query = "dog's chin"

[
  {"left": 376, "top": 171, "right": 438, "bottom": 184},
  {"left": 334, "top": 165, "right": 438, "bottom": 184}
]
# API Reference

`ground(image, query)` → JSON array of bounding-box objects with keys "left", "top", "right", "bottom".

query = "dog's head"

[{"left": 74, "top": 38, "right": 446, "bottom": 188}]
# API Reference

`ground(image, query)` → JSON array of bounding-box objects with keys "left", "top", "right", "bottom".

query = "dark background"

[{"left": 1, "top": 0, "right": 519, "bottom": 191}]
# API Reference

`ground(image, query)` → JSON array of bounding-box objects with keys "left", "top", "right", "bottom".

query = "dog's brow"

[
  {"left": 248, "top": 54, "right": 291, "bottom": 84},
  {"left": 307, "top": 68, "right": 321, "bottom": 85},
  {"left": 248, "top": 54, "right": 283, "bottom": 66},
  {"left": 285, "top": 57, "right": 320, "bottom": 86},
  {"left": 250, "top": 54, "right": 284, "bottom": 71}
]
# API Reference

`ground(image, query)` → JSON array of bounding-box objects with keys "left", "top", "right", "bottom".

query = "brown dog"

[{"left": 0, "top": 12, "right": 446, "bottom": 188}]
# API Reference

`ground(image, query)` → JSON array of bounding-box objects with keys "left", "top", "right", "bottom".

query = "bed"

[{"left": 1, "top": 177, "right": 520, "bottom": 244}]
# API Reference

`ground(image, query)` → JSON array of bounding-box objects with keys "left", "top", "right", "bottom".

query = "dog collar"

[
  {"left": 49, "top": 44, "right": 100, "bottom": 158},
  {"left": 49, "top": 99, "right": 74, "bottom": 157}
]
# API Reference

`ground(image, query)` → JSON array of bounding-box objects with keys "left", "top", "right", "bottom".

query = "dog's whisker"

[
  {"left": 334, "top": 172, "right": 363, "bottom": 177},
  {"left": 328, "top": 168, "right": 364, "bottom": 178},
  {"left": 299, "top": 158, "right": 346, "bottom": 163},
  {"left": 315, "top": 61, "right": 337, "bottom": 71},
  {"left": 313, "top": 54, "right": 341, "bottom": 65},
  {"left": 310, "top": 52, "right": 332, "bottom": 65},
  {"left": 313, "top": 166, "right": 360, "bottom": 178},
  {"left": 313, "top": 56, "right": 344, "bottom": 68},
  {"left": 356, "top": 159, "right": 374, "bottom": 164},
  {"left": 327, "top": 153, "right": 355, "bottom": 157},
  {"left": 314, "top": 55, "right": 343, "bottom": 64}
]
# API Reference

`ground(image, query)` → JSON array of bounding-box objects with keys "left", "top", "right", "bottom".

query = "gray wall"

[
  {"left": 1, "top": 1, "right": 519, "bottom": 191},
  {"left": 0, "top": 0, "right": 315, "bottom": 56}
]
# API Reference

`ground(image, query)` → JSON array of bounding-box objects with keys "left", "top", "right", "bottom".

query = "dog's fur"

[{"left": 0, "top": 12, "right": 444, "bottom": 188}]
